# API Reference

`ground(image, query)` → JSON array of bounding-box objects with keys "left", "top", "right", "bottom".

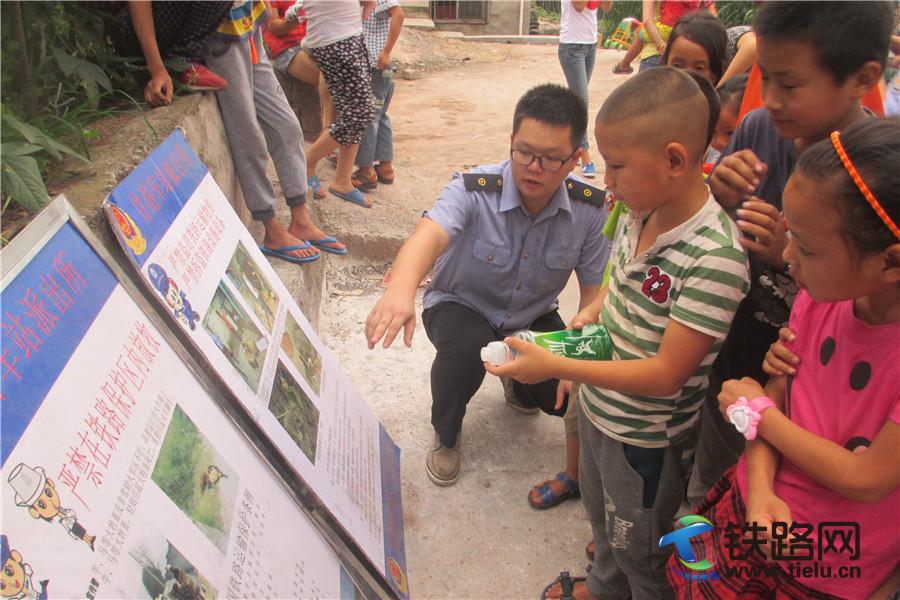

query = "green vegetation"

[
  {"left": 598, "top": 1, "right": 755, "bottom": 38},
  {"left": 0, "top": 2, "right": 151, "bottom": 218},
  {"left": 532, "top": 1, "right": 755, "bottom": 40}
]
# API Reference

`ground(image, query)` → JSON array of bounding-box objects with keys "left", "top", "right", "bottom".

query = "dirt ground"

[{"left": 312, "top": 39, "right": 629, "bottom": 600}]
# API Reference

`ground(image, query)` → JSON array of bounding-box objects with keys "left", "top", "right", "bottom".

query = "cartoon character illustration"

[
  {"left": 148, "top": 263, "right": 199, "bottom": 330},
  {"left": 199, "top": 465, "right": 227, "bottom": 495},
  {"left": 7, "top": 464, "right": 96, "bottom": 551},
  {"left": 1, "top": 536, "right": 49, "bottom": 600},
  {"left": 641, "top": 266, "right": 672, "bottom": 304}
]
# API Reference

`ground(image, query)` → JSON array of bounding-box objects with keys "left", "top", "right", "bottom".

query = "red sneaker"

[{"left": 175, "top": 63, "right": 228, "bottom": 92}]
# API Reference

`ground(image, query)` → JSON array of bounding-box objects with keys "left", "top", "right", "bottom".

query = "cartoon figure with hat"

[
  {"left": 147, "top": 263, "right": 199, "bottom": 330},
  {"left": 1, "top": 535, "right": 48, "bottom": 600},
  {"left": 7, "top": 463, "right": 96, "bottom": 551}
]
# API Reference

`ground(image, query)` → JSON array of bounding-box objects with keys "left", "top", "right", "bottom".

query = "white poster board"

[
  {"left": 0, "top": 198, "right": 374, "bottom": 599},
  {"left": 102, "top": 130, "right": 408, "bottom": 598}
]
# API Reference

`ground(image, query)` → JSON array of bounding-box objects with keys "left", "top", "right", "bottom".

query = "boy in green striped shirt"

[{"left": 487, "top": 68, "right": 750, "bottom": 599}]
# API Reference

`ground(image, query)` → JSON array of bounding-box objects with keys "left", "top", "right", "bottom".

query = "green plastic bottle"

[{"left": 516, "top": 323, "right": 613, "bottom": 360}]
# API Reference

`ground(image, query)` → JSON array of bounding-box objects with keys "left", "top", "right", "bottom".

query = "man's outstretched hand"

[{"left": 365, "top": 290, "right": 416, "bottom": 349}]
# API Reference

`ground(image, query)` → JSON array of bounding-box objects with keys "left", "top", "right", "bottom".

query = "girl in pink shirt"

[{"left": 671, "top": 117, "right": 900, "bottom": 599}]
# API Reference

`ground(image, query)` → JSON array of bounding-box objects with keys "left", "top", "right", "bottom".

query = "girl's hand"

[
  {"left": 745, "top": 490, "right": 793, "bottom": 559},
  {"left": 763, "top": 327, "right": 800, "bottom": 377},
  {"left": 484, "top": 337, "right": 559, "bottom": 384},
  {"left": 718, "top": 377, "right": 766, "bottom": 418},
  {"left": 556, "top": 380, "right": 573, "bottom": 411}
]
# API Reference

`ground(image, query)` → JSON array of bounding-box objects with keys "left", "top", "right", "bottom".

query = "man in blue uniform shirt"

[{"left": 366, "top": 84, "right": 610, "bottom": 485}]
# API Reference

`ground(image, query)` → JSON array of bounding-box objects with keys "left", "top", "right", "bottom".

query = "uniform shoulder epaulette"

[
  {"left": 565, "top": 177, "right": 606, "bottom": 208},
  {"left": 463, "top": 172, "right": 503, "bottom": 193}
]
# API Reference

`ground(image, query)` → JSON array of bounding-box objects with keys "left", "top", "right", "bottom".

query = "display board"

[
  {"left": 102, "top": 130, "right": 407, "bottom": 598},
  {"left": 0, "top": 198, "right": 378, "bottom": 599}
]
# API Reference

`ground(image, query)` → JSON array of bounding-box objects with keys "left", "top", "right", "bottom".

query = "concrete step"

[
  {"left": 463, "top": 34, "right": 559, "bottom": 45},
  {"left": 401, "top": 1, "right": 431, "bottom": 21},
  {"left": 404, "top": 16, "right": 435, "bottom": 30}
]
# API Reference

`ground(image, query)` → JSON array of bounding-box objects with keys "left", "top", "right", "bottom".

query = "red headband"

[{"left": 830, "top": 130, "right": 900, "bottom": 241}]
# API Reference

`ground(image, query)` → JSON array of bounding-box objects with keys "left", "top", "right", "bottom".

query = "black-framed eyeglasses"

[{"left": 509, "top": 147, "right": 579, "bottom": 173}]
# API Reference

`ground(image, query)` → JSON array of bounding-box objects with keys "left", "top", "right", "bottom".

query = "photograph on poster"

[
  {"left": 129, "top": 537, "right": 217, "bottom": 599},
  {"left": 203, "top": 282, "right": 267, "bottom": 393},
  {"left": 151, "top": 405, "right": 238, "bottom": 552},
  {"left": 281, "top": 311, "right": 322, "bottom": 395},
  {"left": 268, "top": 361, "right": 320, "bottom": 464},
  {"left": 224, "top": 242, "right": 277, "bottom": 333}
]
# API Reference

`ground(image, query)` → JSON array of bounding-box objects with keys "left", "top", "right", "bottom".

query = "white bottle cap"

[{"left": 480, "top": 341, "right": 510, "bottom": 366}]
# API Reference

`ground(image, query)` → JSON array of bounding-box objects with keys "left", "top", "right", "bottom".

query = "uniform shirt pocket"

[
  {"left": 544, "top": 248, "right": 579, "bottom": 270},
  {"left": 473, "top": 240, "right": 512, "bottom": 267}
]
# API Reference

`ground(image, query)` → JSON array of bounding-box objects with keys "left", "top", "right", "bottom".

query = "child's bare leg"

[
  {"left": 529, "top": 399, "right": 580, "bottom": 506},
  {"left": 616, "top": 37, "right": 643, "bottom": 71}
]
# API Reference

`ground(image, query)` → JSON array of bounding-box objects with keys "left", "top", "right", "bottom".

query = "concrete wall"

[
  {"left": 58, "top": 92, "right": 325, "bottom": 329},
  {"left": 432, "top": 0, "right": 528, "bottom": 35},
  {"left": 275, "top": 69, "right": 325, "bottom": 143}
]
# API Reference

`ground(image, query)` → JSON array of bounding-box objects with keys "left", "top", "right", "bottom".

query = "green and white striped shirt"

[{"left": 580, "top": 193, "right": 750, "bottom": 447}]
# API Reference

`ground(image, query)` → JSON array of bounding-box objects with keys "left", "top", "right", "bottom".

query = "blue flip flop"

[
  {"left": 309, "top": 235, "right": 348, "bottom": 255},
  {"left": 259, "top": 243, "right": 320, "bottom": 264},
  {"left": 328, "top": 186, "right": 371, "bottom": 208},
  {"left": 307, "top": 175, "right": 325, "bottom": 199},
  {"left": 528, "top": 471, "right": 580, "bottom": 509}
]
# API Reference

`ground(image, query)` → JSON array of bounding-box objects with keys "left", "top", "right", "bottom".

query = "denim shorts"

[{"left": 272, "top": 44, "right": 302, "bottom": 73}]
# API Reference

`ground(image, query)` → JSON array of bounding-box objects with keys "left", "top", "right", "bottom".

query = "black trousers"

[{"left": 422, "top": 301, "right": 567, "bottom": 447}]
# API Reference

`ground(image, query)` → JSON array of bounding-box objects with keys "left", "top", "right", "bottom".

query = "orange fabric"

[
  {"left": 250, "top": 37, "right": 259, "bottom": 65},
  {"left": 737, "top": 62, "right": 885, "bottom": 123}
]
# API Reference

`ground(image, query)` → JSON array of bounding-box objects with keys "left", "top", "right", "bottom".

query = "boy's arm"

[
  {"left": 127, "top": 1, "right": 173, "bottom": 107},
  {"left": 570, "top": 284, "right": 607, "bottom": 328},
  {"left": 490, "top": 318, "right": 715, "bottom": 397},
  {"left": 721, "top": 378, "right": 900, "bottom": 503},
  {"left": 377, "top": 5, "right": 404, "bottom": 71}
]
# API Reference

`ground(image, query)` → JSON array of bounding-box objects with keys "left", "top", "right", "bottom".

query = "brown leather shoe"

[
  {"left": 425, "top": 433, "right": 460, "bottom": 486},
  {"left": 501, "top": 376, "right": 539, "bottom": 415}
]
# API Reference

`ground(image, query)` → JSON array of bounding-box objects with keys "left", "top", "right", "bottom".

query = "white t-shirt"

[
  {"left": 559, "top": 0, "right": 598, "bottom": 44},
  {"left": 302, "top": 0, "right": 363, "bottom": 49}
]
